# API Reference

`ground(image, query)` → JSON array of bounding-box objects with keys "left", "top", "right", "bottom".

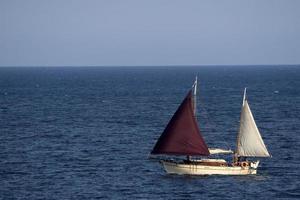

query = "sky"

[{"left": 0, "top": 0, "right": 300, "bottom": 66}]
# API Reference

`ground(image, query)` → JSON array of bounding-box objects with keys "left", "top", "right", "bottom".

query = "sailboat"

[{"left": 150, "top": 77, "right": 270, "bottom": 175}]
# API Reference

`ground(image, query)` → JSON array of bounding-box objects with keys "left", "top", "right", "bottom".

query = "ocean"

[{"left": 0, "top": 66, "right": 299, "bottom": 199}]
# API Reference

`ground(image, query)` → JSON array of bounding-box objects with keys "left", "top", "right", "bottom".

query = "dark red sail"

[{"left": 151, "top": 90, "right": 210, "bottom": 156}]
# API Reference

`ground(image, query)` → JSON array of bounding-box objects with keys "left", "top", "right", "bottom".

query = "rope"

[{"left": 197, "top": 93, "right": 232, "bottom": 151}]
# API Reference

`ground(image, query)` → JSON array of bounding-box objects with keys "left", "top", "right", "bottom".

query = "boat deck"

[{"left": 162, "top": 159, "right": 230, "bottom": 167}]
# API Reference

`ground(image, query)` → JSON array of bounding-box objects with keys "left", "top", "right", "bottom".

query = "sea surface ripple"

[{"left": 0, "top": 66, "right": 299, "bottom": 199}]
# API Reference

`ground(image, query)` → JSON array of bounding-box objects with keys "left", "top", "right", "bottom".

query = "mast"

[
  {"left": 188, "top": 76, "right": 198, "bottom": 161},
  {"left": 242, "top": 88, "right": 247, "bottom": 106},
  {"left": 193, "top": 76, "right": 198, "bottom": 116},
  {"left": 234, "top": 88, "right": 247, "bottom": 163}
]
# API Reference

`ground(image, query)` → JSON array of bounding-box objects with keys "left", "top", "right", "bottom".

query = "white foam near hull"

[{"left": 161, "top": 160, "right": 259, "bottom": 175}]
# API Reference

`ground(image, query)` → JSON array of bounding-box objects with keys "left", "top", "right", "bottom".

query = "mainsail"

[
  {"left": 236, "top": 89, "right": 270, "bottom": 157},
  {"left": 151, "top": 90, "right": 210, "bottom": 156}
]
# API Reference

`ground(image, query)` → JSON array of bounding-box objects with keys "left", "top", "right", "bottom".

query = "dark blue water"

[{"left": 1, "top": 66, "right": 299, "bottom": 199}]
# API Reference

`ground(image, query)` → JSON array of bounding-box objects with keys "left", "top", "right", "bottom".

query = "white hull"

[{"left": 161, "top": 160, "right": 259, "bottom": 175}]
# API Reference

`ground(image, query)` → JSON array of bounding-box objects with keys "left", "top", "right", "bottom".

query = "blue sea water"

[{"left": 0, "top": 66, "right": 299, "bottom": 199}]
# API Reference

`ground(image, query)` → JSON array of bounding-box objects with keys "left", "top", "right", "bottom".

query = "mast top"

[
  {"left": 242, "top": 87, "right": 247, "bottom": 106},
  {"left": 193, "top": 76, "right": 198, "bottom": 96},
  {"left": 192, "top": 76, "right": 198, "bottom": 116}
]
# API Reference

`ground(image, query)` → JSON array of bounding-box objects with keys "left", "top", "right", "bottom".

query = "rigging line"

[
  {"left": 197, "top": 92, "right": 232, "bottom": 151},
  {"left": 200, "top": 106, "right": 231, "bottom": 150}
]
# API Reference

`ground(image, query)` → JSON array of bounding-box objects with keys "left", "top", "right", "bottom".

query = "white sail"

[{"left": 236, "top": 96, "right": 270, "bottom": 157}]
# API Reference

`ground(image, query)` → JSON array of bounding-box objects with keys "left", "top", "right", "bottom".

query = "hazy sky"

[{"left": 1, "top": 0, "right": 300, "bottom": 66}]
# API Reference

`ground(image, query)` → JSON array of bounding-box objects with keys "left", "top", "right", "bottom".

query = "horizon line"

[{"left": 0, "top": 64, "right": 299, "bottom": 68}]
